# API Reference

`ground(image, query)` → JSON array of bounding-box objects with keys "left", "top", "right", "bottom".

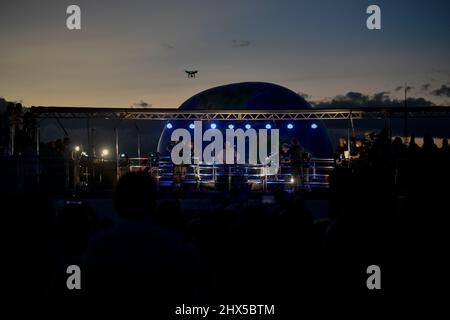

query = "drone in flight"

[{"left": 185, "top": 70, "right": 198, "bottom": 78}]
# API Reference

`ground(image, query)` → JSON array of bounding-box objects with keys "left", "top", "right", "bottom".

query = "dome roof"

[
  {"left": 179, "top": 82, "right": 310, "bottom": 110},
  {"left": 158, "top": 82, "right": 333, "bottom": 158}
]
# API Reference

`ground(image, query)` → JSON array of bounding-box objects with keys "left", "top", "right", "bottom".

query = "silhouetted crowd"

[
  {"left": 334, "top": 130, "right": 449, "bottom": 175},
  {"left": 4, "top": 128, "right": 449, "bottom": 317},
  {"left": 0, "top": 102, "right": 37, "bottom": 157}
]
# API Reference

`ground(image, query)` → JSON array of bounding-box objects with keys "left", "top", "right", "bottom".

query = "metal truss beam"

[{"left": 30, "top": 106, "right": 450, "bottom": 121}]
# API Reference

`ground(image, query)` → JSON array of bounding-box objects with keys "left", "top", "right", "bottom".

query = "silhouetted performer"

[
  {"left": 334, "top": 137, "right": 348, "bottom": 165},
  {"left": 280, "top": 143, "right": 291, "bottom": 164},
  {"left": 440, "top": 138, "right": 450, "bottom": 160},
  {"left": 351, "top": 139, "right": 367, "bottom": 160},
  {"left": 391, "top": 137, "right": 407, "bottom": 160},
  {"left": 290, "top": 138, "right": 304, "bottom": 185},
  {"left": 408, "top": 134, "right": 422, "bottom": 160},
  {"left": 422, "top": 133, "right": 438, "bottom": 159}
]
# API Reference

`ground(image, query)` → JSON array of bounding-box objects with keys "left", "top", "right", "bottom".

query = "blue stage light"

[
  {"left": 228, "top": 124, "right": 234, "bottom": 129},
  {"left": 245, "top": 124, "right": 251, "bottom": 129},
  {"left": 189, "top": 123, "right": 195, "bottom": 129},
  {"left": 166, "top": 123, "right": 173, "bottom": 129},
  {"left": 265, "top": 124, "right": 272, "bottom": 129},
  {"left": 210, "top": 123, "right": 217, "bottom": 129},
  {"left": 287, "top": 123, "right": 294, "bottom": 129},
  {"left": 311, "top": 123, "right": 318, "bottom": 129}
]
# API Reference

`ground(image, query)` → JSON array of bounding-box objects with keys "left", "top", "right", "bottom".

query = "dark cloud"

[
  {"left": 311, "top": 91, "right": 435, "bottom": 108},
  {"left": 421, "top": 83, "right": 431, "bottom": 91},
  {"left": 430, "top": 84, "right": 450, "bottom": 97},
  {"left": 394, "top": 85, "right": 413, "bottom": 93},
  {"left": 372, "top": 91, "right": 390, "bottom": 101},
  {"left": 232, "top": 40, "right": 252, "bottom": 48},
  {"left": 131, "top": 100, "right": 152, "bottom": 108},
  {"left": 297, "top": 92, "right": 311, "bottom": 100},
  {"left": 431, "top": 68, "right": 450, "bottom": 76}
]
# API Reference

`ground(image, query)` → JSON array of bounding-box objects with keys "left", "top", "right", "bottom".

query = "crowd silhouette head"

[{"left": 114, "top": 172, "right": 157, "bottom": 219}]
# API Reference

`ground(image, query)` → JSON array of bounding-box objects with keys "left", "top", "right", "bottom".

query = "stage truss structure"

[{"left": 31, "top": 106, "right": 450, "bottom": 121}]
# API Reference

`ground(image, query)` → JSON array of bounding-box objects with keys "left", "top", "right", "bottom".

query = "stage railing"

[{"left": 125, "top": 156, "right": 334, "bottom": 190}]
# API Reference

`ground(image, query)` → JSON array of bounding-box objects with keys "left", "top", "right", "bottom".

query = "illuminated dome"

[
  {"left": 179, "top": 82, "right": 311, "bottom": 110},
  {"left": 158, "top": 82, "right": 333, "bottom": 158}
]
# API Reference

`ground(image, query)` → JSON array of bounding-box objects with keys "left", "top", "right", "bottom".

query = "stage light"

[
  {"left": 166, "top": 123, "right": 173, "bottom": 129},
  {"left": 290, "top": 177, "right": 295, "bottom": 183},
  {"left": 101, "top": 149, "right": 109, "bottom": 157},
  {"left": 287, "top": 123, "right": 294, "bottom": 129},
  {"left": 311, "top": 123, "right": 318, "bottom": 129},
  {"left": 120, "top": 153, "right": 127, "bottom": 158},
  {"left": 189, "top": 123, "right": 195, "bottom": 129},
  {"left": 210, "top": 123, "right": 217, "bottom": 129},
  {"left": 265, "top": 124, "right": 272, "bottom": 129},
  {"left": 228, "top": 124, "right": 234, "bottom": 130},
  {"left": 74, "top": 145, "right": 80, "bottom": 152},
  {"left": 245, "top": 124, "right": 251, "bottom": 129}
]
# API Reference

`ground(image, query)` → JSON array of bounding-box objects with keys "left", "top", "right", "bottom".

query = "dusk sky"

[{"left": 1, "top": 0, "right": 449, "bottom": 107}]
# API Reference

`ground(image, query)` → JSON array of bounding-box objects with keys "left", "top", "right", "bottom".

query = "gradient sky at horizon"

[{"left": 1, "top": 0, "right": 449, "bottom": 107}]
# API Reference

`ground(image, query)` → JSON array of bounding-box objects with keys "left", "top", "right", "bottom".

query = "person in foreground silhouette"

[{"left": 83, "top": 172, "right": 202, "bottom": 312}]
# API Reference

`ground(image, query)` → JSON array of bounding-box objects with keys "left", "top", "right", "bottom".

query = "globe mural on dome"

[{"left": 158, "top": 82, "right": 333, "bottom": 158}]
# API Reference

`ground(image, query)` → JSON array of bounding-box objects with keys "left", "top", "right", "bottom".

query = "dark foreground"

[{"left": 4, "top": 153, "right": 448, "bottom": 317}]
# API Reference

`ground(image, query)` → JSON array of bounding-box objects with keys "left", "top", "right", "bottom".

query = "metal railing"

[
  {"left": 0, "top": 150, "right": 334, "bottom": 192},
  {"left": 123, "top": 156, "right": 334, "bottom": 191}
]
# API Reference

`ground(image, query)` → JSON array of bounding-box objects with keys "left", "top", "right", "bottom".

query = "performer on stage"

[
  {"left": 290, "top": 138, "right": 304, "bottom": 188},
  {"left": 334, "top": 137, "right": 348, "bottom": 165},
  {"left": 280, "top": 143, "right": 292, "bottom": 165}
]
